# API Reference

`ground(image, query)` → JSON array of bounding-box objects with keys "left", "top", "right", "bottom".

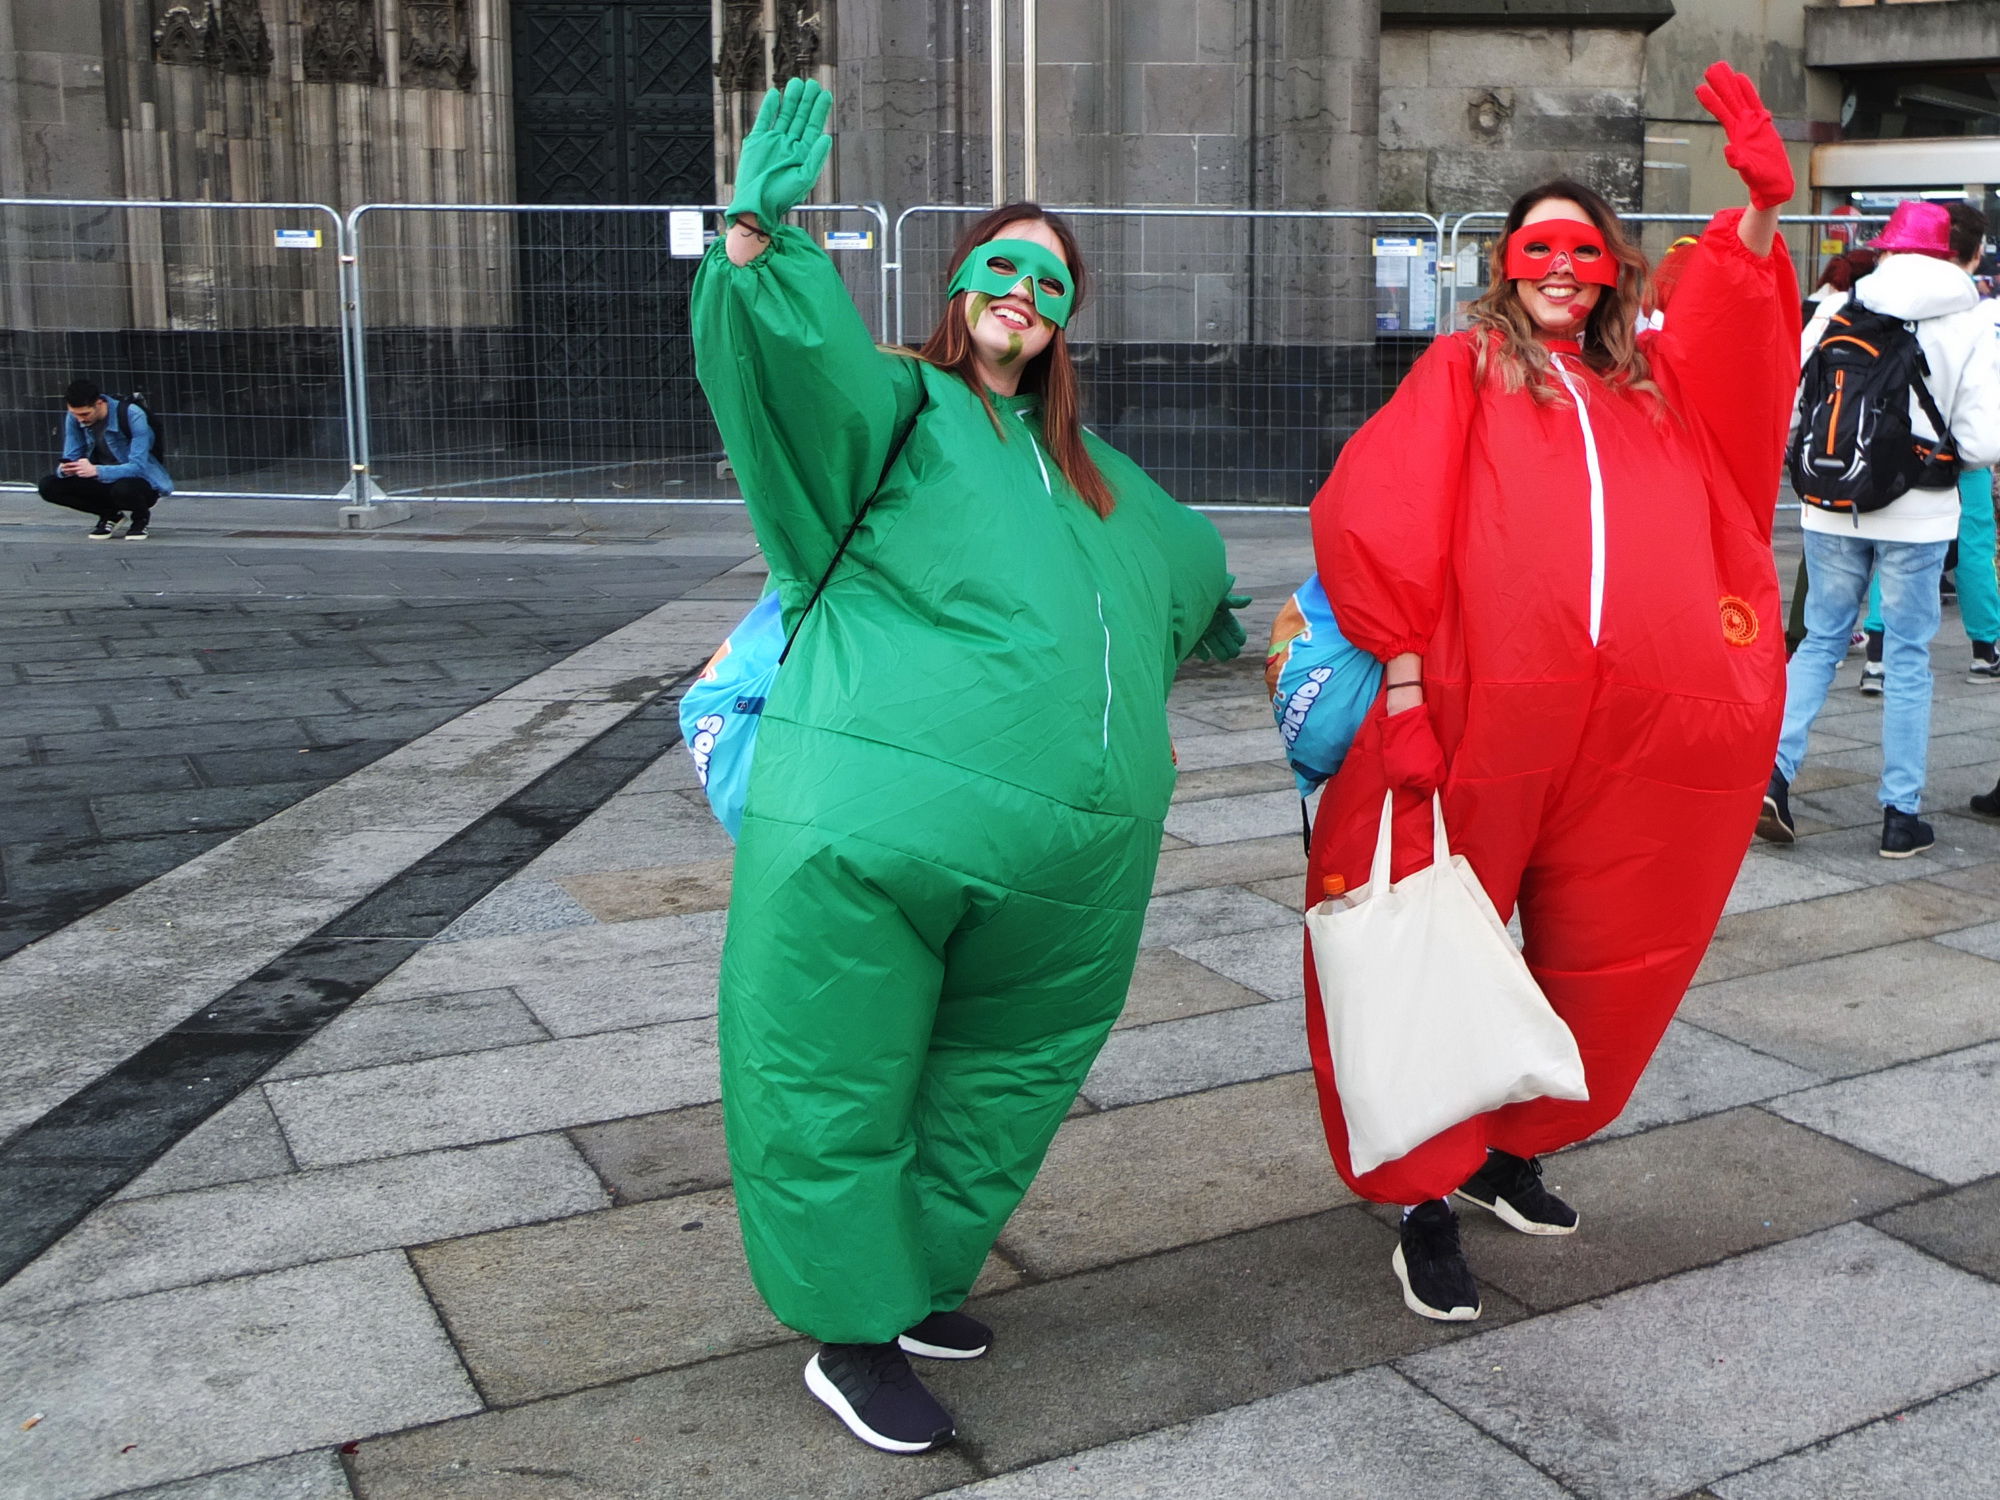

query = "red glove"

[
  {"left": 1696, "top": 61, "right": 1793, "bottom": 211},
  {"left": 1379, "top": 703, "right": 1447, "bottom": 793}
]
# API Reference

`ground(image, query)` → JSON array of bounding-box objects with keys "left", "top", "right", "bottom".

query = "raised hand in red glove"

[
  {"left": 1696, "top": 61, "right": 1793, "bottom": 211},
  {"left": 1379, "top": 702, "right": 1447, "bottom": 793}
]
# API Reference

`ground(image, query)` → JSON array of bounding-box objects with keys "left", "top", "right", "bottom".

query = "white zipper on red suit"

[{"left": 1549, "top": 353, "right": 1607, "bottom": 646}]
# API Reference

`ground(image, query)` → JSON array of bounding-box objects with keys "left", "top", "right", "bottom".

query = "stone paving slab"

[
  {"left": 1691, "top": 879, "right": 1992, "bottom": 986},
  {"left": 0, "top": 1251, "right": 480, "bottom": 1500},
  {"left": 1719, "top": 851, "right": 1861, "bottom": 917},
  {"left": 1711, "top": 1374, "right": 2000, "bottom": 1500},
  {"left": 1000, "top": 1073, "right": 1349, "bottom": 1278},
  {"left": 96, "top": 1449, "right": 351, "bottom": 1500},
  {"left": 1443, "top": 1108, "right": 1934, "bottom": 1313},
  {"left": 265, "top": 1018, "right": 721, "bottom": 1168},
  {"left": 431, "top": 878, "right": 600, "bottom": 943},
  {"left": 1870, "top": 1175, "right": 2000, "bottom": 1280},
  {"left": 559, "top": 858, "right": 734, "bottom": 923},
  {"left": 1081, "top": 998, "right": 1305, "bottom": 1108},
  {"left": 933, "top": 1208, "right": 1525, "bottom": 1474},
  {"left": 356, "top": 910, "right": 728, "bottom": 1007},
  {"left": 1114, "top": 948, "right": 1268, "bottom": 1030},
  {"left": 931, "top": 1366, "right": 1571, "bottom": 1500},
  {"left": 347, "top": 1340, "right": 985, "bottom": 1500},
  {"left": 1151, "top": 833, "right": 1306, "bottom": 896},
  {"left": 1163, "top": 788, "right": 1306, "bottom": 845},
  {"left": 114, "top": 1089, "right": 296, "bottom": 1200},
  {"left": 1137, "top": 884, "right": 1297, "bottom": 949},
  {"left": 1397, "top": 1223, "right": 2000, "bottom": 1500},
  {"left": 0, "top": 1134, "right": 607, "bottom": 1318},
  {"left": 1171, "top": 926, "right": 1306, "bottom": 1001},
  {"left": 1680, "top": 938, "right": 2000, "bottom": 1076},
  {"left": 260, "top": 987, "right": 549, "bottom": 1081},
  {"left": 1936, "top": 915, "right": 2000, "bottom": 959},
  {"left": 1766, "top": 1041, "right": 2000, "bottom": 1184},
  {"left": 410, "top": 1190, "right": 787, "bottom": 1405},
  {"left": 568, "top": 1104, "right": 732, "bottom": 1204},
  {"left": 1169, "top": 760, "right": 1297, "bottom": 801},
  {"left": 1596, "top": 1020, "right": 1821, "bottom": 1141}
]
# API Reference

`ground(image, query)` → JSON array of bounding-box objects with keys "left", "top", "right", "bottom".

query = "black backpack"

[
  {"left": 119, "top": 391, "right": 165, "bottom": 462},
  {"left": 1790, "top": 301, "right": 1958, "bottom": 517}
]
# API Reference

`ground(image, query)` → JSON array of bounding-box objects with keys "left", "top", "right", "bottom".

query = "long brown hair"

[
  {"left": 1468, "top": 178, "right": 1660, "bottom": 407},
  {"left": 909, "top": 203, "right": 1116, "bottom": 517}
]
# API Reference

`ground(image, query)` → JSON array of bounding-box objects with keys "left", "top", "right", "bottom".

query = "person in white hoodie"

[{"left": 1759, "top": 199, "right": 2000, "bottom": 857}]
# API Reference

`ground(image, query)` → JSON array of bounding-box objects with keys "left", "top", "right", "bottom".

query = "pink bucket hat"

[{"left": 1868, "top": 200, "right": 1955, "bottom": 259}]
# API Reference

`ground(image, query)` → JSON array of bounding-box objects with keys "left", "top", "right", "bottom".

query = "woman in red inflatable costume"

[{"left": 1305, "top": 64, "right": 1801, "bottom": 1321}]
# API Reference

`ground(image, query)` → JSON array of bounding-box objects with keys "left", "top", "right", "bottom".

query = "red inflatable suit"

[{"left": 1306, "top": 209, "right": 1801, "bottom": 1204}]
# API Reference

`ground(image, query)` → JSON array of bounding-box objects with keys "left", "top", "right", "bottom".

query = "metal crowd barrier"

[
  {"left": 0, "top": 198, "right": 1914, "bottom": 513},
  {"left": 344, "top": 201, "right": 890, "bottom": 504},
  {"left": 893, "top": 205, "right": 1445, "bottom": 507},
  {"left": 0, "top": 198, "right": 353, "bottom": 500}
]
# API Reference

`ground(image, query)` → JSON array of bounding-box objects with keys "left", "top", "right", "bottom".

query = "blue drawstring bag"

[
  {"left": 1267, "top": 574, "right": 1383, "bottom": 796},
  {"left": 680, "top": 590, "right": 785, "bottom": 839}
]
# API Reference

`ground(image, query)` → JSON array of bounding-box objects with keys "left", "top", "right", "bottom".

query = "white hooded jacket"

[{"left": 1796, "top": 252, "right": 2000, "bottom": 543}]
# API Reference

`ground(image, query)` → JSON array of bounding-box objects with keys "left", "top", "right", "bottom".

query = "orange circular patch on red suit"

[{"left": 1719, "top": 596, "right": 1759, "bottom": 647}]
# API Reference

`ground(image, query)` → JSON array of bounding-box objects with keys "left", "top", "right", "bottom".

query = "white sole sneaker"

[
  {"left": 1456, "top": 1188, "right": 1580, "bottom": 1236},
  {"left": 1391, "top": 1244, "right": 1480, "bottom": 1322},
  {"left": 803, "top": 1354, "right": 950, "bottom": 1454},
  {"left": 897, "top": 1332, "right": 988, "bottom": 1360}
]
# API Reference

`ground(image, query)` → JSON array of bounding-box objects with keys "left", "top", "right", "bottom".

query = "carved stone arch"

[
  {"left": 717, "top": 0, "right": 764, "bottom": 95},
  {"left": 214, "top": 0, "right": 273, "bottom": 76},
  {"left": 404, "top": 0, "right": 477, "bottom": 90},
  {"left": 154, "top": 2, "right": 216, "bottom": 67},
  {"left": 774, "top": 2, "right": 821, "bottom": 85},
  {"left": 303, "top": 0, "right": 383, "bottom": 84}
]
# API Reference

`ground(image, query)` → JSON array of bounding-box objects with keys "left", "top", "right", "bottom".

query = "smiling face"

[
  {"left": 1511, "top": 198, "right": 1611, "bottom": 339},
  {"left": 962, "top": 219, "right": 1066, "bottom": 378}
]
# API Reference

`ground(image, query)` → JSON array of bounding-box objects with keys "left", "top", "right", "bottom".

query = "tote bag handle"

[{"left": 1366, "top": 790, "right": 1453, "bottom": 893}]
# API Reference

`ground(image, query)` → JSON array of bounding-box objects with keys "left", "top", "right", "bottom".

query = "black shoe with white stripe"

[
  {"left": 1456, "top": 1149, "right": 1579, "bottom": 1235},
  {"left": 1755, "top": 769, "right": 1795, "bottom": 845},
  {"left": 898, "top": 1308, "right": 991, "bottom": 1360},
  {"left": 805, "top": 1342, "right": 955, "bottom": 1454}
]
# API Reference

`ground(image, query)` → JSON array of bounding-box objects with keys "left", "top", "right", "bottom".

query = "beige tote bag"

[{"left": 1306, "top": 792, "right": 1588, "bottom": 1177}]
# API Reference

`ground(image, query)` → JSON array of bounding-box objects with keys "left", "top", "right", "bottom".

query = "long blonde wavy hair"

[{"left": 1468, "top": 178, "right": 1662, "bottom": 408}]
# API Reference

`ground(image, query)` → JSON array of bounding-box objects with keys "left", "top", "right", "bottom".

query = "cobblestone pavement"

[{"left": 3, "top": 506, "right": 2000, "bottom": 1500}]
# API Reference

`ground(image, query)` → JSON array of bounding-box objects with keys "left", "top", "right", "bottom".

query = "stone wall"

[{"left": 1379, "top": 24, "right": 1649, "bottom": 215}]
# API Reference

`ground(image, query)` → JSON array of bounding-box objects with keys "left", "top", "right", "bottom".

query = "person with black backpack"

[
  {"left": 35, "top": 377, "right": 174, "bottom": 540},
  {"left": 1759, "top": 200, "right": 2000, "bottom": 857}
]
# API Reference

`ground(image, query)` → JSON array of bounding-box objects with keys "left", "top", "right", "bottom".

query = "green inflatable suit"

[{"left": 693, "top": 201, "right": 1234, "bottom": 1346}]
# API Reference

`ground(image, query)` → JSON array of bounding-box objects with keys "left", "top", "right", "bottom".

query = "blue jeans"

[
  {"left": 1778, "top": 530, "right": 1950, "bottom": 813},
  {"left": 1863, "top": 470, "right": 2000, "bottom": 646}
]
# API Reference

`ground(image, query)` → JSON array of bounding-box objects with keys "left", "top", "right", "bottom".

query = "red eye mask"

[{"left": 1505, "top": 220, "right": 1619, "bottom": 287}]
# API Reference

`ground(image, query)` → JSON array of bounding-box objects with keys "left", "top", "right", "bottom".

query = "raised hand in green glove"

[
  {"left": 1189, "top": 576, "right": 1251, "bottom": 662},
  {"left": 726, "top": 77, "right": 835, "bottom": 229}
]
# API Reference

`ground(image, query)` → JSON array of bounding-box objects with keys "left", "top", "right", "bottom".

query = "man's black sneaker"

[
  {"left": 1392, "top": 1200, "right": 1480, "bottom": 1322},
  {"left": 124, "top": 520, "right": 150, "bottom": 541},
  {"left": 1972, "top": 779, "right": 2000, "bottom": 820},
  {"left": 898, "top": 1308, "right": 991, "bottom": 1360},
  {"left": 1755, "top": 769, "right": 1796, "bottom": 845},
  {"left": 1456, "top": 1149, "right": 1580, "bottom": 1236},
  {"left": 1880, "top": 807, "right": 1936, "bottom": 859},
  {"left": 88, "top": 514, "right": 122, "bottom": 539},
  {"left": 805, "top": 1343, "right": 955, "bottom": 1454}
]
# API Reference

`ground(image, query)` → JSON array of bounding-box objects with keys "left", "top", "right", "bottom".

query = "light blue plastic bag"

[
  {"left": 681, "top": 590, "right": 785, "bottom": 839},
  {"left": 1267, "top": 574, "right": 1383, "bottom": 796}
]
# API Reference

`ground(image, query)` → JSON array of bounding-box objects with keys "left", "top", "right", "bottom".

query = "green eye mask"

[{"left": 946, "top": 237, "right": 1076, "bottom": 329}]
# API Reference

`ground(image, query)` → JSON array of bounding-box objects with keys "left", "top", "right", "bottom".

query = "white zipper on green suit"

[
  {"left": 1550, "top": 353, "right": 1606, "bottom": 646},
  {"left": 1016, "top": 408, "right": 1109, "bottom": 744}
]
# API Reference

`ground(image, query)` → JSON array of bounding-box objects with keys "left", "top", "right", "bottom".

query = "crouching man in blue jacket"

[{"left": 38, "top": 377, "right": 174, "bottom": 540}]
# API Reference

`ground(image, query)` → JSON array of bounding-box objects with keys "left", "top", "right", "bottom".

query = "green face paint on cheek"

[
  {"left": 964, "top": 292, "right": 992, "bottom": 331},
  {"left": 997, "top": 331, "right": 1023, "bottom": 365}
]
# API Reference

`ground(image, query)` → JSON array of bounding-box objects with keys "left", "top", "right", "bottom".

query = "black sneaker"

[
  {"left": 1858, "top": 661, "right": 1884, "bottom": 696},
  {"left": 1456, "top": 1149, "right": 1580, "bottom": 1236},
  {"left": 124, "top": 519, "right": 150, "bottom": 541},
  {"left": 1969, "top": 644, "right": 1999, "bottom": 683},
  {"left": 1755, "top": 769, "right": 1796, "bottom": 845},
  {"left": 804, "top": 1343, "right": 955, "bottom": 1454},
  {"left": 898, "top": 1309, "right": 991, "bottom": 1360},
  {"left": 1880, "top": 807, "right": 1935, "bottom": 859},
  {"left": 88, "top": 514, "right": 122, "bottom": 539},
  {"left": 1972, "top": 779, "right": 2000, "bottom": 820},
  {"left": 1392, "top": 1200, "right": 1480, "bottom": 1322}
]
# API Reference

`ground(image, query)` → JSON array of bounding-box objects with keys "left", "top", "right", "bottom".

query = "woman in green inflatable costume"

[{"left": 693, "top": 78, "right": 1247, "bottom": 1454}]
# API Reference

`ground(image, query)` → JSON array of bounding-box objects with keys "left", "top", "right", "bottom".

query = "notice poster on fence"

[
  {"left": 274, "top": 228, "right": 322, "bottom": 250},
  {"left": 667, "top": 210, "right": 706, "bottom": 258},
  {"left": 1408, "top": 241, "right": 1438, "bottom": 333}
]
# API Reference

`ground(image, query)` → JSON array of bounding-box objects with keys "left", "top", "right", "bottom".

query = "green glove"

[
  {"left": 1190, "top": 577, "right": 1251, "bottom": 662},
  {"left": 727, "top": 77, "right": 835, "bottom": 229}
]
